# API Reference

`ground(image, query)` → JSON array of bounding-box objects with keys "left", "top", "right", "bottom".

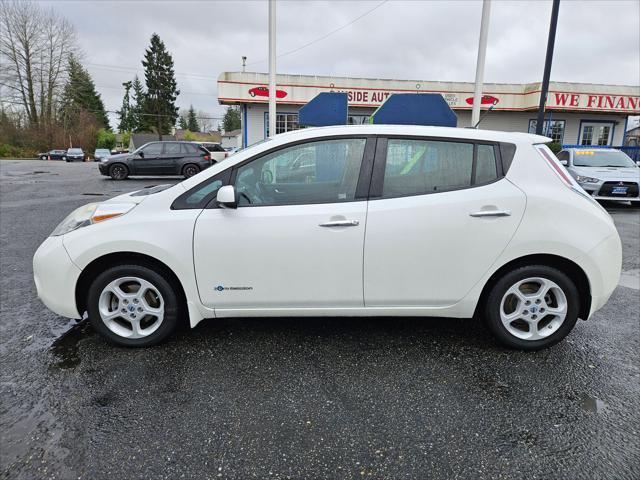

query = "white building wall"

[{"left": 242, "top": 103, "right": 627, "bottom": 147}]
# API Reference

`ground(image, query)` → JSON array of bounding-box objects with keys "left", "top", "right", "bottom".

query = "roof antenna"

[{"left": 472, "top": 99, "right": 498, "bottom": 129}]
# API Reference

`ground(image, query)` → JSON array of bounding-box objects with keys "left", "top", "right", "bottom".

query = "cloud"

[{"left": 42, "top": 0, "right": 640, "bottom": 129}]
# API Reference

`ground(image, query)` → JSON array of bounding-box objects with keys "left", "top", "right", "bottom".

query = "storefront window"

[
  {"left": 265, "top": 113, "right": 302, "bottom": 137},
  {"left": 348, "top": 115, "right": 371, "bottom": 125},
  {"left": 528, "top": 119, "right": 565, "bottom": 143},
  {"left": 581, "top": 126, "right": 594, "bottom": 145}
]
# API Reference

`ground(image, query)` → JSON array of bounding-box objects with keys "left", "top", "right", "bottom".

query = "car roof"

[{"left": 271, "top": 124, "right": 551, "bottom": 145}]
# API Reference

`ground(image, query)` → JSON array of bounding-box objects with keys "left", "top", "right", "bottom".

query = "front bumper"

[
  {"left": 580, "top": 180, "right": 640, "bottom": 202},
  {"left": 98, "top": 163, "right": 108, "bottom": 175},
  {"left": 33, "top": 236, "right": 82, "bottom": 319}
]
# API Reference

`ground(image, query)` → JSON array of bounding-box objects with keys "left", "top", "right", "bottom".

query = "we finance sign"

[{"left": 550, "top": 91, "right": 640, "bottom": 112}]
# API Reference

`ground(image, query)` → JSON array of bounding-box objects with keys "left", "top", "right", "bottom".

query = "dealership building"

[{"left": 217, "top": 72, "right": 640, "bottom": 148}]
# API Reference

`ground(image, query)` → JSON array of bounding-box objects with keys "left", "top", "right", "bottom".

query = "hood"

[
  {"left": 105, "top": 152, "right": 130, "bottom": 162},
  {"left": 571, "top": 165, "right": 640, "bottom": 181},
  {"left": 101, "top": 183, "right": 184, "bottom": 205}
]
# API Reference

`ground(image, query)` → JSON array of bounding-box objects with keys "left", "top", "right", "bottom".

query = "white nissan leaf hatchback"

[{"left": 33, "top": 125, "right": 622, "bottom": 350}]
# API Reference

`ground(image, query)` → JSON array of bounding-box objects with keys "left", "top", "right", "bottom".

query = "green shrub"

[
  {"left": 96, "top": 128, "right": 116, "bottom": 150},
  {"left": 547, "top": 142, "right": 563, "bottom": 154},
  {"left": 0, "top": 143, "right": 38, "bottom": 158}
]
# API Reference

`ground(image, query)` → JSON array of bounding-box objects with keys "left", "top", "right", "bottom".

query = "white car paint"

[{"left": 33, "top": 125, "right": 622, "bottom": 346}]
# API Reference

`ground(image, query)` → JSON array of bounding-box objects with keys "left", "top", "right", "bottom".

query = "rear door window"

[
  {"left": 475, "top": 144, "right": 499, "bottom": 184},
  {"left": 164, "top": 143, "right": 182, "bottom": 155},
  {"left": 382, "top": 139, "right": 474, "bottom": 198}
]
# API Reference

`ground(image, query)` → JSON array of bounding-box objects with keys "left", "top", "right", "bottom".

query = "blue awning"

[
  {"left": 370, "top": 93, "right": 457, "bottom": 127},
  {"left": 298, "top": 92, "right": 348, "bottom": 127}
]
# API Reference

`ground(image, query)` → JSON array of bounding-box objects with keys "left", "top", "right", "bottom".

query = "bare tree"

[{"left": 0, "top": 0, "right": 77, "bottom": 129}]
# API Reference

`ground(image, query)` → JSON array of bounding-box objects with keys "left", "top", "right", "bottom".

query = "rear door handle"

[
  {"left": 319, "top": 220, "right": 360, "bottom": 227},
  {"left": 469, "top": 210, "right": 511, "bottom": 217}
]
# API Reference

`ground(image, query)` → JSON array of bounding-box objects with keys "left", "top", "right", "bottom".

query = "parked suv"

[
  {"left": 97, "top": 141, "right": 212, "bottom": 180},
  {"left": 66, "top": 148, "right": 85, "bottom": 162},
  {"left": 34, "top": 125, "right": 621, "bottom": 349},
  {"left": 38, "top": 149, "right": 67, "bottom": 160},
  {"left": 557, "top": 148, "right": 640, "bottom": 204}
]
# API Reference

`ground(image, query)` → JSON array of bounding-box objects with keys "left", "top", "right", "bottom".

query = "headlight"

[
  {"left": 576, "top": 175, "right": 600, "bottom": 184},
  {"left": 51, "top": 202, "right": 136, "bottom": 236}
]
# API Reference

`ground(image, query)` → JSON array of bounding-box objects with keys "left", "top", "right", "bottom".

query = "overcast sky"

[{"left": 41, "top": 0, "right": 640, "bottom": 130}]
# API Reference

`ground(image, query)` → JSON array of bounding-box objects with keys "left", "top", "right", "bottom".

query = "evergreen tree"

[
  {"left": 117, "top": 81, "right": 134, "bottom": 133},
  {"left": 178, "top": 115, "right": 188, "bottom": 130},
  {"left": 186, "top": 105, "right": 199, "bottom": 132},
  {"left": 59, "top": 55, "right": 110, "bottom": 129},
  {"left": 140, "top": 33, "right": 179, "bottom": 139},
  {"left": 222, "top": 106, "right": 241, "bottom": 132},
  {"left": 131, "top": 75, "right": 146, "bottom": 132}
]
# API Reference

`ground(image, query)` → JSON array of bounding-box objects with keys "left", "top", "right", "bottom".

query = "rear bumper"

[
  {"left": 33, "top": 236, "right": 82, "bottom": 319},
  {"left": 576, "top": 233, "right": 622, "bottom": 318}
]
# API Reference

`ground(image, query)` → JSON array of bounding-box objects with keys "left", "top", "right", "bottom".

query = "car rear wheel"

[
  {"left": 484, "top": 265, "right": 579, "bottom": 350},
  {"left": 87, "top": 264, "right": 181, "bottom": 347},
  {"left": 182, "top": 164, "right": 200, "bottom": 178},
  {"left": 109, "top": 163, "right": 129, "bottom": 180},
  {"left": 40, "top": 155, "right": 47, "bottom": 160},
  {"left": 63, "top": 156, "right": 68, "bottom": 162}
]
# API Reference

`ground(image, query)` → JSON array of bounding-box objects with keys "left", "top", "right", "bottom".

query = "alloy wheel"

[
  {"left": 111, "top": 165, "right": 126, "bottom": 179},
  {"left": 499, "top": 277, "right": 568, "bottom": 341},
  {"left": 98, "top": 276, "right": 165, "bottom": 339}
]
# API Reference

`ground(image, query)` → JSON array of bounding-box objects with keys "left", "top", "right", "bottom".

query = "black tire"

[
  {"left": 63, "top": 156, "right": 68, "bottom": 162},
  {"left": 484, "top": 265, "right": 580, "bottom": 351},
  {"left": 109, "top": 163, "right": 129, "bottom": 180},
  {"left": 40, "top": 155, "right": 47, "bottom": 160},
  {"left": 86, "top": 264, "right": 181, "bottom": 347},
  {"left": 182, "top": 163, "right": 200, "bottom": 178}
]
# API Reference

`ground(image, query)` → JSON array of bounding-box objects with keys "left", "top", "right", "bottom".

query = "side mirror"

[
  {"left": 138, "top": 151, "right": 144, "bottom": 158},
  {"left": 560, "top": 160, "right": 568, "bottom": 166},
  {"left": 216, "top": 185, "right": 237, "bottom": 209}
]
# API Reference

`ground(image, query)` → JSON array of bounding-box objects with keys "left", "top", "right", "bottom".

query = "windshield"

[
  {"left": 95, "top": 149, "right": 110, "bottom": 154},
  {"left": 68, "top": 148, "right": 82, "bottom": 153},
  {"left": 573, "top": 150, "right": 636, "bottom": 168}
]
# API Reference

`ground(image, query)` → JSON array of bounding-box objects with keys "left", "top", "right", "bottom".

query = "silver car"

[{"left": 557, "top": 148, "right": 640, "bottom": 204}]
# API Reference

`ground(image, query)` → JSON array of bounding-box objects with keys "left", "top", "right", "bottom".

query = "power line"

[
  {"left": 246, "top": 0, "right": 389, "bottom": 66},
  {"left": 86, "top": 63, "right": 214, "bottom": 80}
]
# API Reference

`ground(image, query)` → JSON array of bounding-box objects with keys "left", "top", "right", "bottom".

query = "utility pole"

[
  {"left": 242, "top": 56, "right": 247, "bottom": 72},
  {"left": 536, "top": 0, "right": 560, "bottom": 135},
  {"left": 471, "top": 0, "right": 491, "bottom": 128},
  {"left": 268, "top": 0, "right": 276, "bottom": 137}
]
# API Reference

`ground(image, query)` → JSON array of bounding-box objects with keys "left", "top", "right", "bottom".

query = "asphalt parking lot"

[{"left": 1, "top": 159, "right": 639, "bottom": 479}]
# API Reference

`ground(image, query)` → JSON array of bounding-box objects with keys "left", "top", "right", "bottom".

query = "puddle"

[
  {"left": 580, "top": 393, "right": 606, "bottom": 413},
  {"left": 49, "top": 321, "right": 94, "bottom": 370}
]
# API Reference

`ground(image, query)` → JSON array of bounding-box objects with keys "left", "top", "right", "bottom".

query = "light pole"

[
  {"left": 536, "top": 0, "right": 560, "bottom": 135},
  {"left": 471, "top": 0, "right": 491, "bottom": 128},
  {"left": 268, "top": 0, "right": 276, "bottom": 138}
]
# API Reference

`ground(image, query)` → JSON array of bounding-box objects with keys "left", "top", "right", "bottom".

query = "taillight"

[
  {"left": 224, "top": 152, "right": 229, "bottom": 158},
  {"left": 203, "top": 154, "right": 211, "bottom": 163}
]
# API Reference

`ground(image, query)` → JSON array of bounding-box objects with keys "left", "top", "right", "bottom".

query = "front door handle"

[
  {"left": 319, "top": 220, "right": 360, "bottom": 227},
  {"left": 469, "top": 210, "right": 511, "bottom": 217}
]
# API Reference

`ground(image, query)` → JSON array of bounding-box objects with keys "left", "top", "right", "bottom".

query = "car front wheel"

[
  {"left": 87, "top": 264, "right": 181, "bottom": 347},
  {"left": 109, "top": 163, "right": 129, "bottom": 180},
  {"left": 484, "top": 265, "right": 579, "bottom": 350}
]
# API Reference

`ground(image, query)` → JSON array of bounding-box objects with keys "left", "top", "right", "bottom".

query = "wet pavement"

[{"left": 1, "top": 160, "right": 639, "bottom": 479}]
